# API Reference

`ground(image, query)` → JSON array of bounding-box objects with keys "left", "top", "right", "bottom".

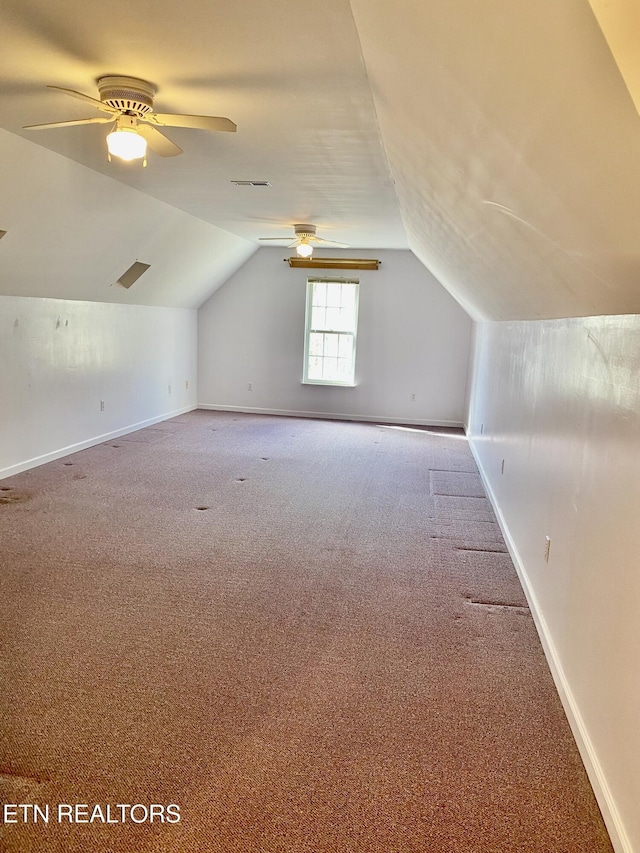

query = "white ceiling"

[
  {"left": 2, "top": 0, "right": 640, "bottom": 319},
  {"left": 0, "top": 0, "right": 405, "bottom": 250}
]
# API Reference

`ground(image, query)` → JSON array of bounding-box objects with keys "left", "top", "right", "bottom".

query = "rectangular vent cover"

[
  {"left": 231, "top": 180, "right": 271, "bottom": 187},
  {"left": 116, "top": 261, "right": 151, "bottom": 289}
]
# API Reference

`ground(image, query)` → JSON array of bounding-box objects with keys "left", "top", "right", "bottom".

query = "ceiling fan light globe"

[
  {"left": 296, "top": 243, "right": 313, "bottom": 258},
  {"left": 106, "top": 128, "right": 147, "bottom": 161}
]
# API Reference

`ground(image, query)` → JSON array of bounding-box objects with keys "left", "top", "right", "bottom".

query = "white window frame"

[{"left": 302, "top": 277, "right": 360, "bottom": 387}]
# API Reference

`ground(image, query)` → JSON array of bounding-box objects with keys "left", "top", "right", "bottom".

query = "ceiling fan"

[
  {"left": 23, "top": 76, "right": 236, "bottom": 164},
  {"left": 259, "top": 224, "right": 348, "bottom": 257}
]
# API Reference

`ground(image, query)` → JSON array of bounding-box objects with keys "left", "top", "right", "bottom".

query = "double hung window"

[{"left": 303, "top": 278, "right": 359, "bottom": 386}]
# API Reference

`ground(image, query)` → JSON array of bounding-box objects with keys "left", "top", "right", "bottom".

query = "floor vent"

[{"left": 231, "top": 180, "right": 271, "bottom": 187}]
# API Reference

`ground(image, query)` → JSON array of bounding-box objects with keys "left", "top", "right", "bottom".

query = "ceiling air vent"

[
  {"left": 116, "top": 261, "right": 151, "bottom": 289},
  {"left": 231, "top": 180, "right": 271, "bottom": 187}
]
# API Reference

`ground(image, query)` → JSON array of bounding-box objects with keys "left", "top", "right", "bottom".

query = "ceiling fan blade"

[
  {"left": 48, "top": 85, "right": 119, "bottom": 114},
  {"left": 24, "top": 116, "right": 114, "bottom": 130},
  {"left": 312, "top": 238, "right": 349, "bottom": 247},
  {"left": 259, "top": 236, "right": 298, "bottom": 241},
  {"left": 136, "top": 123, "right": 183, "bottom": 157},
  {"left": 149, "top": 113, "right": 237, "bottom": 132}
]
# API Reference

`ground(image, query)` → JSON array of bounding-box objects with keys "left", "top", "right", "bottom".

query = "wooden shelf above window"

[{"left": 286, "top": 257, "right": 380, "bottom": 270}]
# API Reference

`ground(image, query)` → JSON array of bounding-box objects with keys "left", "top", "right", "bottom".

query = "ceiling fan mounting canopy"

[
  {"left": 97, "top": 76, "right": 156, "bottom": 116},
  {"left": 293, "top": 224, "right": 317, "bottom": 239}
]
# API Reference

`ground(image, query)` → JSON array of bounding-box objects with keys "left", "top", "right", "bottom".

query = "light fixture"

[
  {"left": 296, "top": 241, "right": 313, "bottom": 258},
  {"left": 286, "top": 257, "right": 380, "bottom": 270},
  {"left": 106, "top": 115, "right": 147, "bottom": 163}
]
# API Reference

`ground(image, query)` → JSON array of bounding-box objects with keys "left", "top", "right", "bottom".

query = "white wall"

[
  {"left": 466, "top": 317, "right": 640, "bottom": 853},
  {"left": 198, "top": 248, "right": 472, "bottom": 425},
  {"left": 0, "top": 295, "right": 197, "bottom": 478}
]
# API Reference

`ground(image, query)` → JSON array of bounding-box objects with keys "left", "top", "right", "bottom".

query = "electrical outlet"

[
  {"left": 411, "top": 392, "right": 416, "bottom": 401},
  {"left": 248, "top": 382, "right": 253, "bottom": 391},
  {"left": 544, "top": 536, "right": 551, "bottom": 563},
  {"left": 100, "top": 400, "right": 105, "bottom": 412},
  {"left": 185, "top": 380, "right": 189, "bottom": 390},
  {"left": 168, "top": 384, "right": 172, "bottom": 394}
]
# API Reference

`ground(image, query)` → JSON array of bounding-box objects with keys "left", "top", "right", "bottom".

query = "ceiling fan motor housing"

[
  {"left": 294, "top": 224, "right": 317, "bottom": 240},
  {"left": 97, "top": 76, "right": 156, "bottom": 116}
]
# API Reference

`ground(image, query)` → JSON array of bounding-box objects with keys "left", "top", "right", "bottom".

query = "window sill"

[{"left": 302, "top": 379, "right": 356, "bottom": 388}]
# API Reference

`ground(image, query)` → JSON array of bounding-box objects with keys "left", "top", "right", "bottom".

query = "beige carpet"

[{"left": 0, "top": 411, "right": 613, "bottom": 851}]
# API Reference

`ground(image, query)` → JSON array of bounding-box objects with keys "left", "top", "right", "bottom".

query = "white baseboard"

[
  {"left": 198, "top": 403, "right": 464, "bottom": 429},
  {"left": 0, "top": 405, "right": 197, "bottom": 480},
  {"left": 467, "top": 436, "right": 631, "bottom": 853}
]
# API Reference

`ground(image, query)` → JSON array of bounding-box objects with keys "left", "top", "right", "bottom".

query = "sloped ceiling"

[
  {"left": 1, "top": 0, "right": 640, "bottom": 318},
  {"left": 0, "top": 0, "right": 405, "bottom": 267},
  {"left": 351, "top": 0, "right": 640, "bottom": 320}
]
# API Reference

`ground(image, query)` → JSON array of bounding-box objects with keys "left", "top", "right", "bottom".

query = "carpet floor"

[{"left": 0, "top": 411, "right": 613, "bottom": 851}]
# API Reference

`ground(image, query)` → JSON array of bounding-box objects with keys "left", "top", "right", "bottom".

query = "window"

[{"left": 303, "top": 278, "right": 359, "bottom": 386}]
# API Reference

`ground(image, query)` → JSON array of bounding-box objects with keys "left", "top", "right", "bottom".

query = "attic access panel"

[{"left": 116, "top": 261, "right": 151, "bottom": 289}]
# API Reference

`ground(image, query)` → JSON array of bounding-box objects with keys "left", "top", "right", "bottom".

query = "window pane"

[
  {"left": 326, "top": 283, "right": 342, "bottom": 307},
  {"left": 338, "top": 335, "right": 353, "bottom": 359},
  {"left": 313, "top": 282, "right": 326, "bottom": 306},
  {"left": 341, "top": 285, "right": 356, "bottom": 312},
  {"left": 324, "top": 333, "right": 339, "bottom": 357},
  {"left": 323, "top": 357, "right": 339, "bottom": 378},
  {"left": 325, "top": 307, "right": 342, "bottom": 331},
  {"left": 311, "top": 306, "right": 326, "bottom": 329},
  {"left": 308, "top": 356, "right": 323, "bottom": 379},
  {"left": 341, "top": 304, "right": 356, "bottom": 329},
  {"left": 340, "top": 310, "right": 354, "bottom": 332},
  {"left": 309, "top": 332, "right": 324, "bottom": 356},
  {"left": 336, "top": 357, "right": 351, "bottom": 380}
]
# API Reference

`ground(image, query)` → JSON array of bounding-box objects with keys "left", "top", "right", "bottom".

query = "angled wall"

[
  {"left": 0, "top": 128, "right": 256, "bottom": 477},
  {"left": 0, "top": 128, "right": 255, "bottom": 309},
  {"left": 466, "top": 316, "right": 640, "bottom": 853},
  {"left": 198, "top": 248, "right": 472, "bottom": 425}
]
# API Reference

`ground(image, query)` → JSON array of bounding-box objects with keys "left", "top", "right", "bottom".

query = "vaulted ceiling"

[{"left": 1, "top": 0, "right": 639, "bottom": 320}]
